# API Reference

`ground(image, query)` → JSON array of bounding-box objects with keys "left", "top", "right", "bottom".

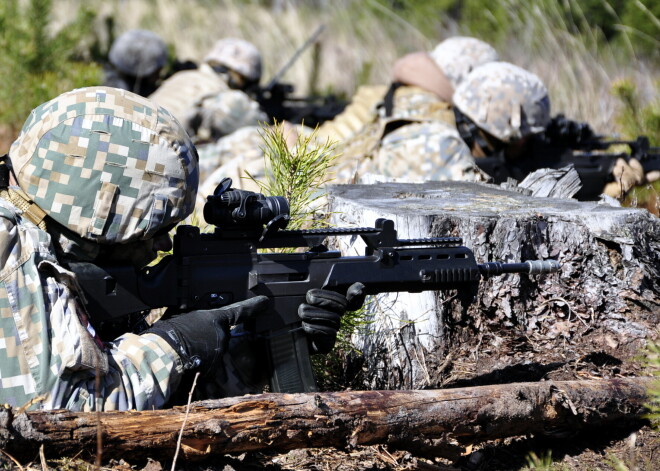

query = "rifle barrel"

[
  {"left": 264, "top": 24, "right": 325, "bottom": 91},
  {"left": 478, "top": 260, "right": 560, "bottom": 277}
]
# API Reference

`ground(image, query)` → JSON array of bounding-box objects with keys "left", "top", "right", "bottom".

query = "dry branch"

[{"left": 0, "top": 378, "right": 652, "bottom": 462}]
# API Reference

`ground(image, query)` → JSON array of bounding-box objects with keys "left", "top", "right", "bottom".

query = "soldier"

[
  {"left": 149, "top": 38, "right": 267, "bottom": 143},
  {"left": 452, "top": 63, "right": 654, "bottom": 198},
  {"left": 451, "top": 61, "right": 551, "bottom": 165},
  {"left": 333, "top": 61, "right": 550, "bottom": 184},
  {"left": 0, "top": 86, "right": 364, "bottom": 411},
  {"left": 104, "top": 29, "right": 169, "bottom": 97},
  {"left": 318, "top": 36, "right": 498, "bottom": 147}
]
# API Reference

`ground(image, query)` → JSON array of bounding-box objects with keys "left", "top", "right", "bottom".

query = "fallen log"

[{"left": 0, "top": 378, "right": 651, "bottom": 462}]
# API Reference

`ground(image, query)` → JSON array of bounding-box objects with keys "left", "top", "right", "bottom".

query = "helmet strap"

[
  {"left": 0, "top": 154, "right": 48, "bottom": 230},
  {"left": 383, "top": 82, "right": 402, "bottom": 118},
  {"left": 0, "top": 154, "right": 13, "bottom": 189}
]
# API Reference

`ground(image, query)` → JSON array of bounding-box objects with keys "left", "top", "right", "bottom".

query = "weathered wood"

[
  {"left": 327, "top": 181, "right": 659, "bottom": 389},
  {"left": 0, "top": 378, "right": 651, "bottom": 462}
]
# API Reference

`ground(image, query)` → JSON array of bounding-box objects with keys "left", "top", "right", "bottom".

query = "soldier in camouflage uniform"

[
  {"left": 332, "top": 39, "right": 504, "bottom": 184},
  {"left": 366, "top": 61, "right": 551, "bottom": 184},
  {"left": 149, "top": 38, "right": 267, "bottom": 143},
  {"left": 103, "top": 29, "right": 169, "bottom": 97},
  {"left": 0, "top": 87, "right": 364, "bottom": 411}
]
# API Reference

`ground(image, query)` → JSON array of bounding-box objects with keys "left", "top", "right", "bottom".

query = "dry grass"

[{"left": 47, "top": 0, "right": 655, "bottom": 136}]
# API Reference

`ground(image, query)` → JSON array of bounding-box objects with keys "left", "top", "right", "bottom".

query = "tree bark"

[
  {"left": 0, "top": 378, "right": 651, "bottom": 462},
  {"left": 327, "top": 181, "right": 660, "bottom": 389}
]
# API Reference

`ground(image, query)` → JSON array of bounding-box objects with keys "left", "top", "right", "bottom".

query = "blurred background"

[{"left": 0, "top": 0, "right": 658, "bottom": 152}]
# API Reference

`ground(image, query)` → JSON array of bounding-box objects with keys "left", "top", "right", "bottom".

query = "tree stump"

[{"left": 327, "top": 181, "right": 660, "bottom": 390}]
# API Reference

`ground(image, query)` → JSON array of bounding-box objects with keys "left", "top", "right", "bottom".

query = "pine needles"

[{"left": 247, "top": 122, "right": 339, "bottom": 230}]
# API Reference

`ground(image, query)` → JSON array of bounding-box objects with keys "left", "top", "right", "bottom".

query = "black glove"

[
  {"left": 298, "top": 282, "right": 367, "bottom": 354},
  {"left": 144, "top": 296, "right": 269, "bottom": 373}
]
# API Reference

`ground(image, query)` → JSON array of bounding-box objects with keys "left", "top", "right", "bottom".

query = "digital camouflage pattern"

[
  {"left": 194, "top": 90, "right": 268, "bottom": 142},
  {"left": 149, "top": 64, "right": 230, "bottom": 132},
  {"left": 109, "top": 30, "right": 168, "bottom": 77},
  {"left": 379, "top": 86, "right": 454, "bottom": 121},
  {"left": 316, "top": 85, "right": 388, "bottom": 143},
  {"left": 332, "top": 86, "right": 479, "bottom": 183},
  {"left": 204, "top": 38, "right": 263, "bottom": 82},
  {"left": 197, "top": 126, "right": 266, "bottom": 193},
  {"left": 374, "top": 121, "right": 483, "bottom": 182},
  {"left": 0, "top": 197, "right": 183, "bottom": 410},
  {"left": 9, "top": 87, "right": 198, "bottom": 244},
  {"left": 453, "top": 61, "right": 550, "bottom": 143},
  {"left": 430, "top": 36, "right": 499, "bottom": 89}
]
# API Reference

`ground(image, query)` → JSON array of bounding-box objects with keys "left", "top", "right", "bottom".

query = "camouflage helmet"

[
  {"left": 9, "top": 87, "right": 199, "bottom": 244},
  {"left": 204, "top": 38, "right": 262, "bottom": 82},
  {"left": 453, "top": 62, "right": 550, "bottom": 143},
  {"left": 109, "top": 29, "right": 168, "bottom": 77},
  {"left": 430, "top": 36, "right": 499, "bottom": 88}
]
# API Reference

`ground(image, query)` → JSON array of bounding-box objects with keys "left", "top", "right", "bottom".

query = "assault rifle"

[
  {"left": 71, "top": 179, "right": 560, "bottom": 393},
  {"left": 475, "top": 115, "right": 660, "bottom": 200},
  {"left": 249, "top": 25, "right": 347, "bottom": 127}
]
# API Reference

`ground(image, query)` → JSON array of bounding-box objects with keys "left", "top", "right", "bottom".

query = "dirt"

[
  {"left": 15, "top": 427, "right": 656, "bottom": 471},
  {"left": 2, "top": 316, "right": 656, "bottom": 471}
]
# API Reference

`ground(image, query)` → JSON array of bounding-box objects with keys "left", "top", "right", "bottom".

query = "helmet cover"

[
  {"left": 204, "top": 38, "right": 262, "bottom": 82},
  {"left": 9, "top": 86, "right": 199, "bottom": 243},
  {"left": 430, "top": 36, "right": 499, "bottom": 88},
  {"left": 453, "top": 62, "right": 550, "bottom": 142}
]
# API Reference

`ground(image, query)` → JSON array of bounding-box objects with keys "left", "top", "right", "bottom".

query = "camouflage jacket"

[
  {"left": 148, "top": 64, "right": 266, "bottom": 142},
  {"left": 334, "top": 86, "right": 484, "bottom": 183},
  {"left": 0, "top": 196, "right": 183, "bottom": 411}
]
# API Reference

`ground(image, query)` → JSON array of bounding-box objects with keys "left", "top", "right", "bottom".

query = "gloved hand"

[
  {"left": 646, "top": 170, "right": 660, "bottom": 184},
  {"left": 298, "top": 282, "right": 367, "bottom": 354},
  {"left": 144, "top": 296, "right": 269, "bottom": 372},
  {"left": 603, "top": 157, "right": 645, "bottom": 197}
]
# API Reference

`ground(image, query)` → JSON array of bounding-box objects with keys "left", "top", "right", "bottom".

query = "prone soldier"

[
  {"left": 149, "top": 38, "right": 268, "bottom": 143},
  {"left": 0, "top": 86, "right": 364, "bottom": 411},
  {"left": 103, "top": 29, "right": 169, "bottom": 97}
]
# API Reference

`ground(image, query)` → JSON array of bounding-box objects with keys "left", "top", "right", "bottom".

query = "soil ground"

[{"left": 3, "top": 324, "right": 657, "bottom": 471}]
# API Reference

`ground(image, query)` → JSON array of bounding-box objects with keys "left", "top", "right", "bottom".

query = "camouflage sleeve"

[
  {"left": 195, "top": 90, "right": 268, "bottom": 141},
  {"left": 375, "top": 121, "right": 482, "bottom": 182},
  {"left": 0, "top": 201, "right": 183, "bottom": 411}
]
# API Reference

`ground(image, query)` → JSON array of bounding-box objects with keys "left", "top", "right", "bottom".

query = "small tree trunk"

[{"left": 0, "top": 378, "right": 651, "bottom": 462}]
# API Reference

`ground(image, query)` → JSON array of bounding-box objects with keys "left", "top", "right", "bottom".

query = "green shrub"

[
  {"left": 0, "top": 0, "right": 101, "bottom": 136},
  {"left": 621, "top": 0, "right": 660, "bottom": 58},
  {"left": 611, "top": 79, "right": 660, "bottom": 145},
  {"left": 248, "top": 123, "right": 339, "bottom": 230}
]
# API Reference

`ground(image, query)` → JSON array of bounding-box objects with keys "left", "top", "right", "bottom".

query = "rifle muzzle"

[{"left": 478, "top": 260, "right": 561, "bottom": 277}]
